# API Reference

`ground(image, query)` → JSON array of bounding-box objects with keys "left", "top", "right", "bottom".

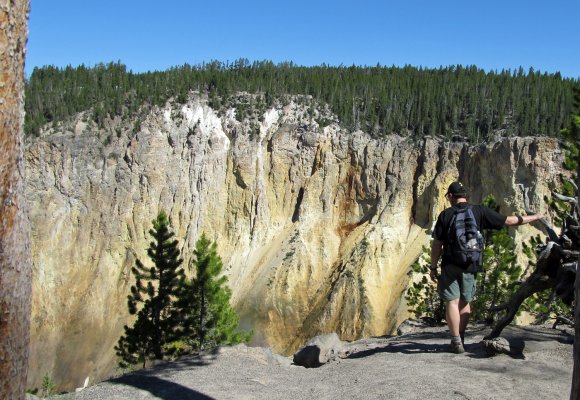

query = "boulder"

[
  {"left": 482, "top": 337, "right": 511, "bottom": 356},
  {"left": 292, "top": 333, "right": 346, "bottom": 368}
]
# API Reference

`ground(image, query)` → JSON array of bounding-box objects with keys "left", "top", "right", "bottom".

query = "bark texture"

[
  {"left": 571, "top": 177, "right": 580, "bottom": 399},
  {"left": 573, "top": 251, "right": 580, "bottom": 399},
  {"left": 0, "top": 0, "right": 31, "bottom": 399}
]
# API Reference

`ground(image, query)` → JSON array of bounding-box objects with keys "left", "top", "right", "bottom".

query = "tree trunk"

[
  {"left": 484, "top": 271, "right": 551, "bottom": 340},
  {"left": 573, "top": 263, "right": 580, "bottom": 399},
  {"left": 0, "top": 1, "right": 31, "bottom": 398},
  {"left": 199, "top": 291, "right": 206, "bottom": 350},
  {"left": 571, "top": 167, "right": 580, "bottom": 399}
]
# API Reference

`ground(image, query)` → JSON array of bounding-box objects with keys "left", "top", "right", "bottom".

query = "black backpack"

[{"left": 445, "top": 206, "right": 484, "bottom": 272}]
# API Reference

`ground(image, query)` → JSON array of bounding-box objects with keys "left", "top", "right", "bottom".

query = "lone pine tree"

[
  {"left": 182, "top": 234, "right": 251, "bottom": 351},
  {"left": 115, "top": 211, "right": 185, "bottom": 368}
]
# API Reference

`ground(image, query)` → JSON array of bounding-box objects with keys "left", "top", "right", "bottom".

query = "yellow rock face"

[{"left": 25, "top": 97, "right": 565, "bottom": 390}]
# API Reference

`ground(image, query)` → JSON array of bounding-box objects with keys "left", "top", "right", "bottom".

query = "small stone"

[{"left": 482, "top": 337, "right": 511, "bottom": 356}]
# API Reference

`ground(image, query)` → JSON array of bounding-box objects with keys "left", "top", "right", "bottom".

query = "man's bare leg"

[
  {"left": 446, "top": 299, "right": 465, "bottom": 353},
  {"left": 459, "top": 299, "right": 471, "bottom": 343},
  {"left": 446, "top": 299, "right": 461, "bottom": 336}
]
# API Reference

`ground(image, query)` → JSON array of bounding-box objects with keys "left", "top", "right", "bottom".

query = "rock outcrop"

[{"left": 24, "top": 95, "right": 566, "bottom": 390}]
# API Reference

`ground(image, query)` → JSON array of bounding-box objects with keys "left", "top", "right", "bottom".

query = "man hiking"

[{"left": 429, "top": 182, "right": 544, "bottom": 353}]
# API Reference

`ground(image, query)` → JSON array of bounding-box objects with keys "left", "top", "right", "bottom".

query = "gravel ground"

[{"left": 48, "top": 324, "right": 575, "bottom": 400}]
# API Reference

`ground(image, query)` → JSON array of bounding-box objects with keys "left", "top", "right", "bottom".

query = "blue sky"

[{"left": 26, "top": 0, "right": 579, "bottom": 78}]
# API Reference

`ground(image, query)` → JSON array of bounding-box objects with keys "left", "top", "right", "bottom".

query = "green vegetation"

[
  {"left": 560, "top": 86, "right": 580, "bottom": 171},
  {"left": 25, "top": 60, "right": 576, "bottom": 141},
  {"left": 40, "top": 373, "right": 56, "bottom": 398},
  {"left": 25, "top": 374, "right": 56, "bottom": 398},
  {"left": 115, "top": 212, "right": 250, "bottom": 369},
  {"left": 406, "top": 246, "right": 445, "bottom": 323},
  {"left": 115, "top": 211, "right": 186, "bottom": 368},
  {"left": 561, "top": 85, "right": 580, "bottom": 169},
  {"left": 180, "top": 234, "right": 252, "bottom": 351}
]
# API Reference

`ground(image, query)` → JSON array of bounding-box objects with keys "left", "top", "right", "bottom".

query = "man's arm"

[
  {"left": 429, "top": 239, "right": 443, "bottom": 282},
  {"left": 505, "top": 214, "right": 545, "bottom": 226}
]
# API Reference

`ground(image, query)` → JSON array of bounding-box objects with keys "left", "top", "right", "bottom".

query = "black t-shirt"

[{"left": 433, "top": 202, "right": 507, "bottom": 265}]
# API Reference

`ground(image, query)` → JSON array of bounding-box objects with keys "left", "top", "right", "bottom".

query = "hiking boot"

[{"left": 449, "top": 340, "right": 465, "bottom": 354}]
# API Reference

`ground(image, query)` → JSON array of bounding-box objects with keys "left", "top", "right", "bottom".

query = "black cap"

[{"left": 446, "top": 182, "right": 467, "bottom": 197}]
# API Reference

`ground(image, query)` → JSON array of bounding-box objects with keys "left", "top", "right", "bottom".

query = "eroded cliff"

[{"left": 25, "top": 95, "right": 564, "bottom": 390}]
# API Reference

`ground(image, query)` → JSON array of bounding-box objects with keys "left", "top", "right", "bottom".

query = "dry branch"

[{"left": 485, "top": 186, "right": 577, "bottom": 340}]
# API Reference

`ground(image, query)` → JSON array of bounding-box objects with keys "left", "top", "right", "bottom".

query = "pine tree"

[
  {"left": 184, "top": 234, "right": 251, "bottom": 351},
  {"left": 115, "top": 211, "right": 185, "bottom": 368}
]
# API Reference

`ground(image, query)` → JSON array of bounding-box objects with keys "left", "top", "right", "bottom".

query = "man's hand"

[
  {"left": 429, "top": 269, "right": 438, "bottom": 282},
  {"left": 430, "top": 240, "right": 443, "bottom": 282}
]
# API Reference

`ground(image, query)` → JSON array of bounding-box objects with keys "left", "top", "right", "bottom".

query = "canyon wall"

[{"left": 25, "top": 96, "right": 565, "bottom": 390}]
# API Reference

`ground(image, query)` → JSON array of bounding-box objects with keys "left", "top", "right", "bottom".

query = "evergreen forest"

[{"left": 25, "top": 60, "right": 578, "bottom": 142}]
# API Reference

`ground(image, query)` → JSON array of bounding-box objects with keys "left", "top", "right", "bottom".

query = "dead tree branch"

[{"left": 485, "top": 186, "right": 577, "bottom": 340}]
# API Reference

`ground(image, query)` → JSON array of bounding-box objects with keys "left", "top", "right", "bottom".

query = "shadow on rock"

[
  {"left": 506, "top": 325, "right": 574, "bottom": 344},
  {"left": 347, "top": 341, "right": 446, "bottom": 359},
  {"left": 153, "top": 352, "right": 217, "bottom": 373},
  {"left": 110, "top": 375, "right": 215, "bottom": 400}
]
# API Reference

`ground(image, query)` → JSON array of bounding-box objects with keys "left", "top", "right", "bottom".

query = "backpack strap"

[
  {"left": 444, "top": 207, "right": 464, "bottom": 258},
  {"left": 463, "top": 206, "right": 484, "bottom": 271},
  {"left": 445, "top": 205, "right": 469, "bottom": 243}
]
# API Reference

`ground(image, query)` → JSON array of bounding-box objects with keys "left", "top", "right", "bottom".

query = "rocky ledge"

[{"left": 46, "top": 323, "right": 574, "bottom": 400}]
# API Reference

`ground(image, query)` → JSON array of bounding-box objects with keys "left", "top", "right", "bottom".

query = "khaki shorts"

[{"left": 438, "top": 264, "right": 477, "bottom": 302}]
